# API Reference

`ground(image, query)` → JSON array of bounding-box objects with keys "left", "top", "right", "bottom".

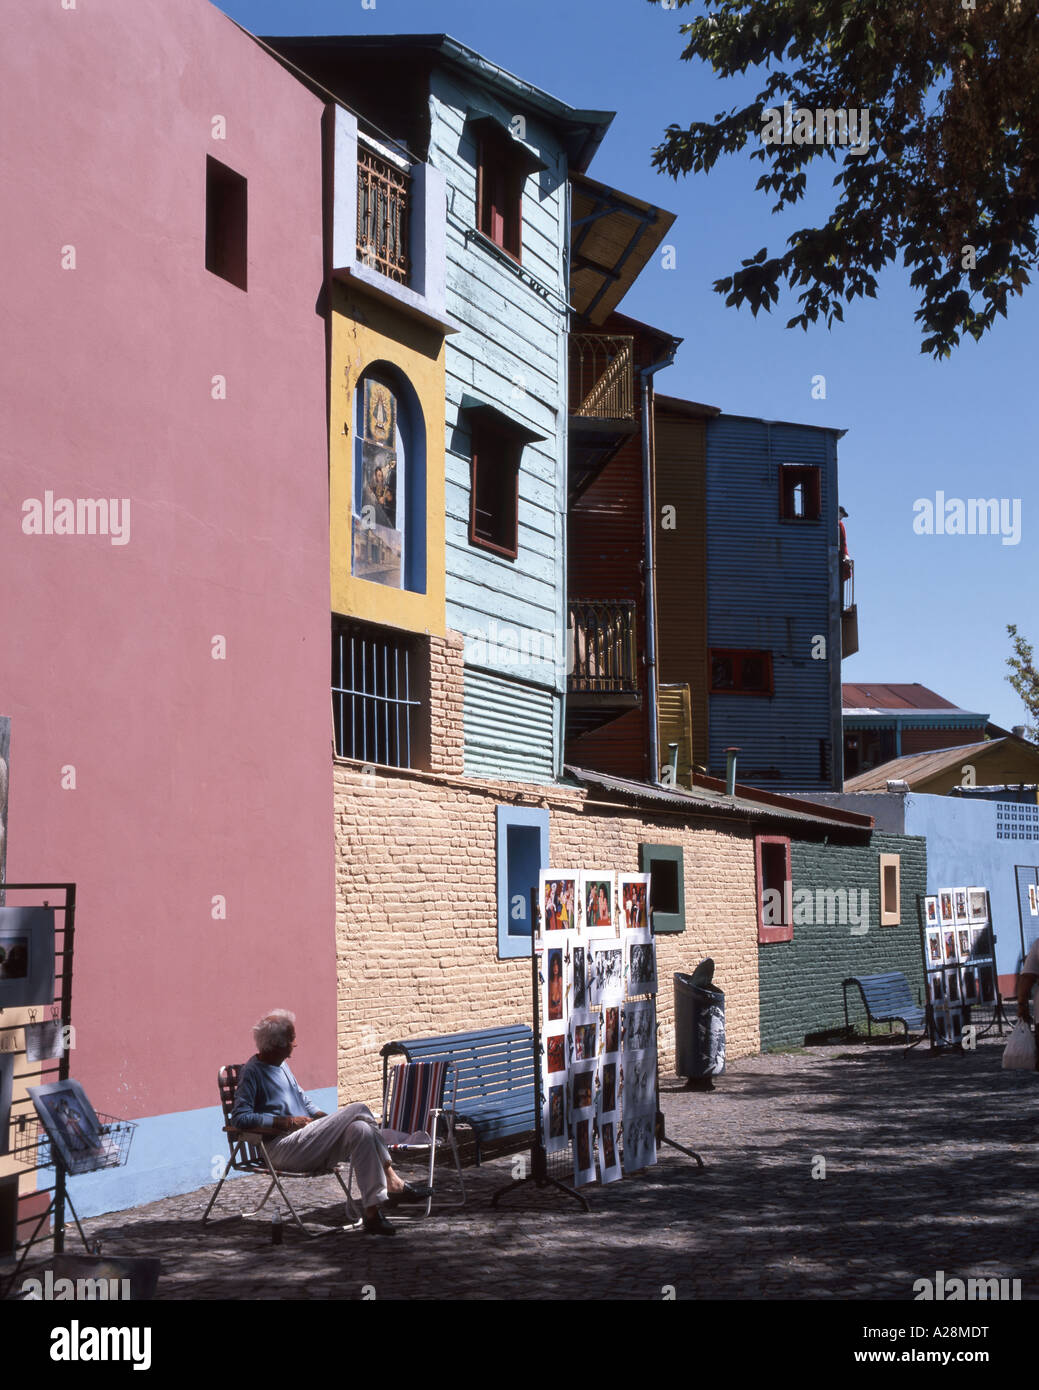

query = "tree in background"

[
  {"left": 650, "top": 0, "right": 1039, "bottom": 357},
  {"left": 1006, "top": 624, "right": 1039, "bottom": 740}
]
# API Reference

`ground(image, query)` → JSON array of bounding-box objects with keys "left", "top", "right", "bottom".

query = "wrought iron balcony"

[
  {"left": 356, "top": 136, "right": 410, "bottom": 285},
  {"left": 568, "top": 600, "right": 639, "bottom": 697},
  {"left": 569, "top": 334, "right": 636, "bottom": 422},
  {"left": 841, "top": 558, "right": 859, "bottom": 657}
]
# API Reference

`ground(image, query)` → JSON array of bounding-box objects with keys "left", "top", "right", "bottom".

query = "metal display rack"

[
  {"left": 915, "top": 889, "right": 1011, "bottom": 1051},
  {"left": 1, "top": 883, "right": 137, "bottom": 1296}
]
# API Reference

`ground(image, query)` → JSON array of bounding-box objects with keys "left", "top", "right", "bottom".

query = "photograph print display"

[
  {"left": 601, "top": 1060, "right": 618, "bottom": 1115},
  {"left": 574, "top": 1117, "right": 595, "bottom": 1187},
  {"left": 944, "top": 930, "right": 957, "bottom": 964},
  {"left": 967, "top": 887, "right": 988, "bottom": 924},
  {"left": 619, "top": 874, "right": 651, "bottom": 931},
  {"left": 926, "top": 928, "right": 942, "bottom": 965},
  {"left": 952, "top": 887, "right": 969, "bottom": 926},
  {"left": 962, "top": 966, "right": 978, "bottom": 1004},
  {"left": 626, "top": 931, "right": 657, "bottom": 997},
  {"left": 939, "top": 891, "right": 955, "bottom": 926},
  {"left": 361, "top": 440, "right": 397, "bottom": 530},
  {"left": 924, "top": 895, "right": 939, "bottom": 928},
  {"left": 603, "top": 1006, "right": 619, "bottom": 1056},
  {"left": 600, "top": 1119, "right": 621, "bottom": 1184},
  {"left": 930, "top": 973, "right": 943, "bottom": 1004},
  {"left": 572, "top": 1066, "right": 596, "bottom": 1114},
  {"left": 589, "top": 938, "right": 623, "bottom": 1007},
  {"left": 546, "top": 1033, "right": 566, "bottom": 1075},
  {"left": 24, "top": 1019, "right": 66, "bottom": 1063},
  {"left": 364, "top": 377, "right": 396, "bottom": 448},
  {"left": 546, "top": 947, "right": 564, "bottom": 1024},
  {"left": 624, "top": 999, "right": 656, "bottom": 1054},
  {"left": 622, "top": 1110, "right": 657, "bottom": 1173},
  {"left": 625, "top": 1050, "right": 656, "bottom": 1113},
  {"left": 957, "top": 928, "right": 971, "bottom": 961},
  {"left": 572, "top": 945, "right": 587, "bottom": 1010},
  {"left": 581, "top": 871, "right": 615, "bottom": 932},
  {"left": 0, "top": 907, "right": 55, "bottom": 1009},
  {"left": 1030, "top": 884, "right": 1038, "bottom": 917},
  {"left": 538, "top": 871, "right": 578, "bottom": 938},
  {"left": 573, "top": 1015, "right": 598, "bottom": 1062},
  {"left": 545, "top": 1082, "right": 567, "bottom": 1153}
]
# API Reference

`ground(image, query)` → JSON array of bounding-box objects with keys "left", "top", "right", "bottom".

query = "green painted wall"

[{"left": 758, "top": 831, "right": 927, "bottom": 1050}]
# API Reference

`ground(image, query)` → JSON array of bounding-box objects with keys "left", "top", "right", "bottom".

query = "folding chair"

[
  {"left": 201, "top": 1064, "right": 362, "bottom": 1237},
  {"left": 349, "top": 1058, "right": 465, "bottom": 1218}
]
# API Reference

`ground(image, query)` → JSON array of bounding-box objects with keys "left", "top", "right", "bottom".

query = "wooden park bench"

[
  {"left": 381, "top": 1024, "right": 535, "bottom": 1165},
  {"left": 842, "top": 971, "right": 928, "bottom": 1044}
]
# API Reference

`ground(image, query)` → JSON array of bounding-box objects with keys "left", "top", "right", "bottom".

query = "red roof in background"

[{"left": 842, "top": 682, "right": 961, "bottom": 711}]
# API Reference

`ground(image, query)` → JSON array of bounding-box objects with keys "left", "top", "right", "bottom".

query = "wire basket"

[{"left": 12, "top": 1113, "right": 137, "bottom": 1176}]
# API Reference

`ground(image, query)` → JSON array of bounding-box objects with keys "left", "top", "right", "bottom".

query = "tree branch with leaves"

[
  {"left": 650, "top": 0, "right": 1039, "bottom": 356},
  {"left": 1006, "top": 624, "right": 1039, "bottom": 739}
]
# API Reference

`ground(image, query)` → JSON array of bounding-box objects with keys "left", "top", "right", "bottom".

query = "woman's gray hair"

[{"left": 254, "top": 1009, "right": 296, "bottom": 1052}]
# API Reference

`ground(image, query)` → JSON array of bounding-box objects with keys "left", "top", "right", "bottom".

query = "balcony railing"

[
  {"left": 568, "top": 600, "right": 639, "bottom": 694},
  {"left": 569, "top": 334, "right": 636, "bottom": 421},
  {"left": 357, "top": 137, "right": 410, "bottom": 285},
  {"left": 842, "top": 556, "right": 855, "bottom": 613}
]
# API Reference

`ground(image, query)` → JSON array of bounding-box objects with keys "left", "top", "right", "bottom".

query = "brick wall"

[{"left": 757, "top": 830, "right": 927, "bottom": 1050}]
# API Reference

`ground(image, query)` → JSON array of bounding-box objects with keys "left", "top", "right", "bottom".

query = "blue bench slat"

[{"left": 843, "top": 972, "right": 927, "bottom": 1036}]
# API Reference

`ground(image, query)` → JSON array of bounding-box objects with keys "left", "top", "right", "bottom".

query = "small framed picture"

[
  {"left": 939, "top": 891, "right": 955, "bottom": 926},
  {"left": 545, "top": 947, "right": 564, "bottom": 1025},
  {"left": 571, "top": 945, "right": 587, "bottom": 1011},
  {"left": 599, "top": 1118, "right": 621, "bottom": 1184},
  {"left": 544, "top": 1082, "right": 567, "bottom": 1153},
  {"left": 624, "top": 999, "right": 656, "bottom": 1054},
  {"left": 545, "top": 1032, "right": 566, "bottom": 1075},
  {"left": 602, "top": 1006, "right": 620, "bottom": 1056},
  {"left": 573, "top": 1116, "right": 596, "bottom": 1187},
  {"left": 978, "top": 964, "right": 996, "bottom": 1004},
  {"left": 601, "top": 1060, "right": 618, "bottom": 1115},
  {"left": 572, "top": 1013, "right": 598, "bottom": 1063},
  {"left": 926, "top": 928, "right": 943, "bottom": 965},
  {"left": 626, "top": 931, "right": 657, "bottom": 998},
  {"left": 967, "top": 887, "right": 988, "bottom": 925},
  {"left": 622, "top": 1110, "right": 657, "bottom": 1173},
  {"left": 572, "top": 1066, "right": 596, "bottom": 1115},
  {"left": 28, "top": 1080, "right": 106, "bottom": 1173},
  {"left": 924, "top": 896, "right": 940, "bottom": 928},
  {"left": 957, "top": 928, "right": 971, "bottom": 961},
  {"left": 952, "top": 888, "right": 969, "bottom": 926},
  {"left": 1030, "top": 884, "right": 1039, "bottom": 918},
  {"left": 962, "top": 967, "right": 978, "bottom": 1004},
  {"left": 947, "top": 968, "right": 960, "bottom": 1003},
  {"left": 538, "top": 872, "right": 578, "bottom": 939},
  {"left": 581, "top": 872, "right": 616, "bottom": 934},
  {"left": 0, "top": 907, "right": 55, "bottom": 1009},
  {"left": 618, "top": 874, "right": 651, "bottom": 932},
  {"left": 944, "top": 930, "right": 957, "bottom": 964},
  {"left": 930, "top": 973, "right": 944, "bottom": 1004},
  {"left": 589, "top": 937, "right": 624, "bottom": 1007},
  {"left": 972, "top": 925, "right": 993, "bottom": 960}
]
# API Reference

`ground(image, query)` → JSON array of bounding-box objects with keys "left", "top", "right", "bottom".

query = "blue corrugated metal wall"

[
  {"left": 430, "top": 70, "right": 568, "bottom": 783},
  {"left": 705, "top": 416, "right": 841, "bottom": 791}
]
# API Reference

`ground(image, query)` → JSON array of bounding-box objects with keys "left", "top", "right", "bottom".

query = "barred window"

[{"left": 332, "top": 619, "right": 426, "bottom": 769}]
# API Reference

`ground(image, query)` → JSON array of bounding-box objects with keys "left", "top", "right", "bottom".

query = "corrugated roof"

[
  {"left": 844, "top": 737, "right": 1039, "bottom": 790},
  {"left": 565, "top": 765, "right": 873, "bottom": 831},
  {"left": 655, "top": 392, "right": 721, "bottom": 420},
  {"left": 842, "top": 682, "right": 960, "bottom": 711}
]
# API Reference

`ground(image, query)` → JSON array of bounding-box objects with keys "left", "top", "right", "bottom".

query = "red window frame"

[
  {"left": 477, "top": 130, "right": 524, "bottom": 263},
  {"left": 756, "top": 835, "right": 792, "bottom": 943},
  {"left": 709, "top": 649, "right": 774, "bottom": 696},
  {"left": 469, "top": 416, "right": 521, "bottom": 559},
  {"left": 779, "top": 465, "right": 822, "bottom": 521}
]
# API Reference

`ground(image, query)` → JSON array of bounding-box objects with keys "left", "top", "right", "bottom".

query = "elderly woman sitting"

[{"left": 232, "top": 1009, "right": 422, "bottom": 1235}]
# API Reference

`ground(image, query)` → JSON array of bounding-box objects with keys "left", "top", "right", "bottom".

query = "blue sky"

[{"left": 219, "top": 0, "right": 1038, "bottom": 730}]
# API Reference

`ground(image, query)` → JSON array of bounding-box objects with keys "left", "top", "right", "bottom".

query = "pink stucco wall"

[{"left": 0, "top": 0, "right": 335, "bottom": 1117}]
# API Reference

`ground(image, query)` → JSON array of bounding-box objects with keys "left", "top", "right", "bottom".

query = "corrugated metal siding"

[
  {"left": 464, "top": 667, "right": 556, "bottom": 783},
  {"left": 655, "top": 411, "right": 708, "bottom": 770},
  {"left": 705, "top": 417, "right": 840, "bottom": 791},
  {"left": 431, "top": 72, "right": 568, "bottom": 775},
  {"left": 565, "top": 431, "right": 649, "bottom": 779}
]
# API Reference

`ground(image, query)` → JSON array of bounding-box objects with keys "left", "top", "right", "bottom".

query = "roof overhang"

[{"left": 570, "top": 172, "right": 676, "bottom": 325}]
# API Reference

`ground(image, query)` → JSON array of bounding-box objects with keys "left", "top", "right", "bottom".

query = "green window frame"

[{"left": 639, "top": 843, "right": 685, "bottom": 934}]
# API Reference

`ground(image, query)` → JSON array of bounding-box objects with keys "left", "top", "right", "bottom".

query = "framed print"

[
  {"left": 926, "top": 928, "right": 943, "bottom": 966},
  {"left": 545, "top": 1031, "right": 566, "bottom": 1076},
  {"left": 544, "top": 1081, "right": 567, "bottom": 1153},
  {"left": 572, "top": 1013, "right": 599, "bottom": 1063},
  {"left": 947, "top": 968, "right": 960, "bottom": 1003},
  {"left": 601, "top": 1059, "right": 618, "bottom": 1116},
  {"left": 622, "top": 1110, "right": 657, "bottom": 1173},
  {"left": 28, "top": 1080, "right": 106, "bottom": 1172},
  {"left": 624, "top": 999, "right": 656, "bottom": 1054},
  {"left": 939, "top": 891, "right": 955, "bottom": 926},
  {"left": 972, "top": 924, "right": 993, "bottom": 959},
  {"left": 957, "top": 928, "right": 971, "bottom": 961},
  {"left": 930, "top": 973, "right": 943, "bottom": 1004},
  {"left": 602, "top": 1005, "right": 620, "bottom": 1056},
  {"left": 364, "top": 377, "right": 396, "bottom": 447},
  {"left": 625, "top": 1049, "right": 657, "bottom": 1113},
  {"left": 626, "top": 931, "right": 657, "bottom": 997},
  {"left": 539, "top": 872, "right": 578, "bottom": 938},
  {"left": 1030, "top": 884, "right": 1038, "bottom": 918},
  {"left": 618, "top": 874, "right": 651, "bottom": 931},
  {"left": 962, "top": 966, "right": 979, "bottom": 1004},
  {"left": 943, "top": 930, "right": 957, "bottom": 964},
  {"left": 924, "top": 895, "right": 940, "bottom": 929},
  {"left": 589, "top": 937, "right": 623, "bottom": 1007},
  {"left": 573, "top": 1117, "right": 596, "bottom": 1187},
  {"left": 572, "top": 1065, "right": 596, "bottom": 1115},
  {"left": 352, "top": 518, "right": 401, "bottom": 588},
  {"left": 545, "top": 946, "right": 564, "bottom": 1025},
  {"left": 952, "top": 888, "right": 969, "bottom": 926},
  {"left": 967, "top": 887, "right": 988, "bottom": 925},
  {"left": 0, "top": 1054, "right": 12, "bottom": 1157},
  {"left": 0, "top": 907, "right": 55, "bottom": 1008},
  {"left": 599, "top": 1119, "right": 621, "bottom": 1184},
  {"left": 25, "top": 1019, "right": 66, "bottom": 1063},
  {"left": 581, "top": 871, "right": 616, "bottom": 934},
  {"left": 571, "top": 944, "right": 587, "bottom": 1010},
  {"left": 361, "top": 440, "right": 397, "bottom": 530},
  {"left": 978, "top": 964, "right": 996, "bottom": 1004}
]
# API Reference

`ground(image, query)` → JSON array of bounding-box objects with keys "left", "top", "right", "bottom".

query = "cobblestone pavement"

[{"left": 15, "top": 1037, "right": 1039, "bottom": 1300}]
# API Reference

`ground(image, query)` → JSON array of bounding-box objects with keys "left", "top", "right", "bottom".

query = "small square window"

[
  {"left": 780, "top": 466, "right": 821, "bottom": 521},
  {"left": 638, "top": 843, "right": 685, "bottom": 934},
  {"left": 710, "top": 650, "right": 774, "bottom": 696},
  {"left": 205, "top": 156, "right": 247, "bottom": 291},
  {"left": 756, "top": 835, "right": 792, "bottom": 943},
  {"left": 470, "top": 417, "right": 521, "bottom": 559}
]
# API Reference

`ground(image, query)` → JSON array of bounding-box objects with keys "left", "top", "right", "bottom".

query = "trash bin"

[{"left": 674, "top": 963, "right": 725, "bottom": 1087}]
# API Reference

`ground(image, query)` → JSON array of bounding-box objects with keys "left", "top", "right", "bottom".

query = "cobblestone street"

[{"left": 16, "top": 1036, "right": 1039, "bottom": 1301}]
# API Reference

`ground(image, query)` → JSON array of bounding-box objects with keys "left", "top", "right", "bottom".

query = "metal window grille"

[
  {"left": 332, "top": 623, "right": 421, "bottom": 768},
  {"left": 356, "top": 138, "right": 410, "bottom": 284}
]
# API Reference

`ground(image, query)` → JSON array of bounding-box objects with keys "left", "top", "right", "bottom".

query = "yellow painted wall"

[{"left": 329, "top": 281, "right": 446, "bottom": 635}]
